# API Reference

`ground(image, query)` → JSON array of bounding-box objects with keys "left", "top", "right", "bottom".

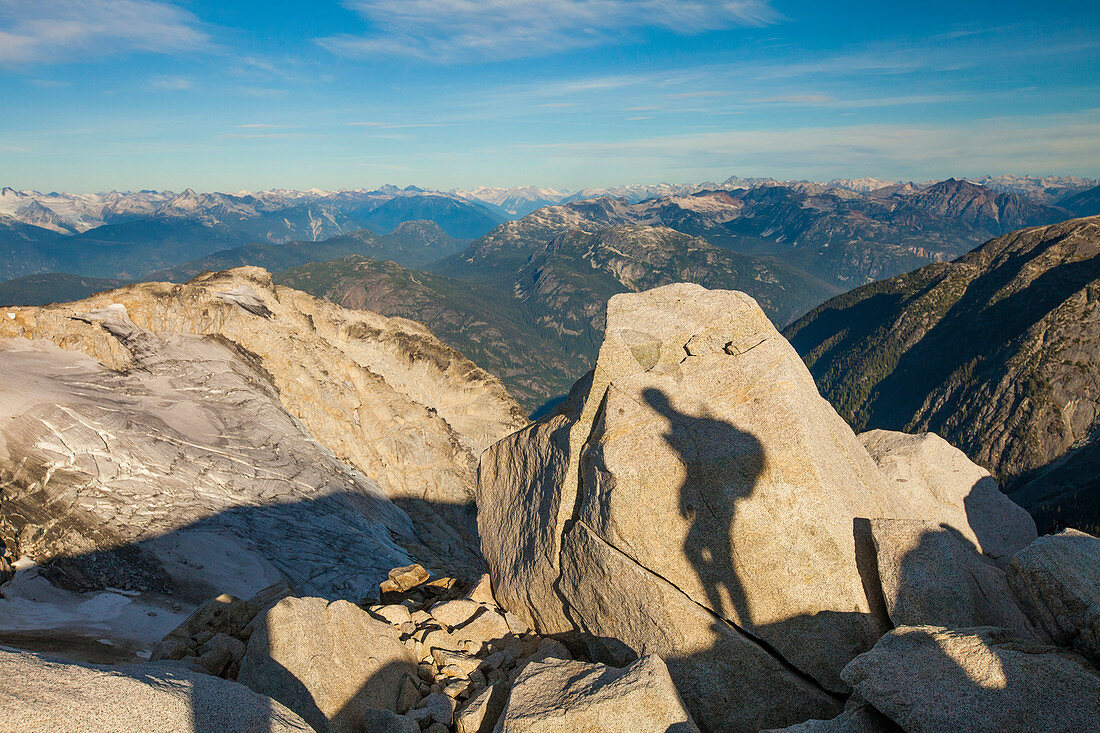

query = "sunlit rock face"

[
  {"left": 0, "top": 267, "right": 529, "bottom": 580},
  {"left": 0, "top": 648, "right": 316, "bottom": 733},
  {"left": 0, "top": 267, "right": 529, "bottom": 658},
  {"left": 477, "top": 283, "right": 1037, "bottom": 733},
  {"left": 0, "top": 267, "right": 527, "bottom": 512},
  {"left": 842, "top": 626, "right": 1100, "bottom": 733},
  {"left": 0, "top": 321, "right": 412, "bottom": 602}
]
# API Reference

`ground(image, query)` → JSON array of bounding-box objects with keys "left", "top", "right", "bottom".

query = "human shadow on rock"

[{"left": 641, "top": 387, "right": 764, "bottom": 627}]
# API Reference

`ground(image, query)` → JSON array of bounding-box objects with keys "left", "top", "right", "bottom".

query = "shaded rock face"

[
  {"left": 762, "top": 696, "right": 901, "bottom": 733},
  {"left": 237, "top": 597, "right": 418, "bottom": 733},
  {"left": 494, "top": 655, "right": 700, "bottom": 733},
  {"left": 859, "top": 430, "right": 1036, "bottom": 565},
  {"left": 1007, "top": 528, "right": 1100, "bottom": 663},
  {"left": 0, "top": 648, "right": 314, "bottom": 733},
  {"left": 0, "top": 266, "right": 528, "bottom": 538},
  {"left": 477, "top": 283, "right": 1037, "bottom": 732},
  {"left": 867, "top": 519, "right": 1039, "bottom": 639},
  {"left": 842, "top": 626, "right": 1100, "bottom": 733},
  {"left": 0, "top": 327, "right": 411, "bottom": 603}
]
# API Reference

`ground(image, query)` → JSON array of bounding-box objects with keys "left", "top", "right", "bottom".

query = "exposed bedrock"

[
  {"left": 0, "top": 267, "right": 528, "bottom": 567},
  {"left": 477, "top": 283, "right": 1038, "bottom": 732}
]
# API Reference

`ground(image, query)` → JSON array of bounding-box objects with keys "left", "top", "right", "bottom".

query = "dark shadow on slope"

[{"left": 0, "top": 489, "right": 492, "bottom": 732}]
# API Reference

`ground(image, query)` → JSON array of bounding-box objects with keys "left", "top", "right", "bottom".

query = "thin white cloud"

[
  {"left": 149, "top": 75, "right": 193, "bottom": 91},
  {"left": 320, "top": 0, "right": 778, "bottom": 63},
  {"left": 512, "top": 112, "right": 1100, "bottom": 179},
  {"left": 0, "top": 0, "right": 209, "bottom": 64},
  {"left": 348, "top": 121, "right": 451, "bottom": 128}
]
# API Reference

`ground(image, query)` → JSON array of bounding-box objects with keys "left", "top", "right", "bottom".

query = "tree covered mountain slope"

[
  {"left": 784, "top": 216, "right": 1100, "bottom": 531},
  {"left": 152, "top": 221, "right": 465, "bottom": 281},
  {"left": 279, "top": 225, "right": 839, "bottom": 410}
]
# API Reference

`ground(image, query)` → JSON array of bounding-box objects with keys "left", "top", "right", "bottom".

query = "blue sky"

[{"left": 1, "top": 0, "right": 1098, "bottom": 192}]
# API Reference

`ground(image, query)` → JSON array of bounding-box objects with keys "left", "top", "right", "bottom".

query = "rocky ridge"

[
  {"left": 4, "top": 278, "right": 1100, "bottom": 733},
  {"left": 278, "top": 225, "right": 838, "bottom": 409},
  {"left": 0, "top": 267, "right": 526, "bottom": 657}
]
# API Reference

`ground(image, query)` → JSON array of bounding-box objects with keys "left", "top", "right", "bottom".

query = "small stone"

[
  {"left": 418, "top": 663, "right": 438, "bottom": 683},
  {"left": 455, "top": 683, "right": 508, "bottom": 733},
  {"left": 454, "top": 609, "right": 510, "bottom": 647},
  {"left": 373, "top": 604, "right": 414, "bottom": 627},
  {"left": 424, "top": 577, "right": 458, "bottom": 594},
  {"left": 423, "top": 628, "right": 463, "bottom": 652},
  {"left": 480, "top": 651, "right": 508, "bottom": 671},
  {"left": 422, "top": 692, "right": 457, "bottom": 726},
  {"left": 495, "top": 655, "right": 700, "bottom": 732},
  {"left": 384, "top": 564, "right": 431, "bottom": 594},
  {"left": 397, "top": 674, "right": 422, "bottom": 714},
  {"left": 443, "top": 678, "right": 472, "bottom": 698},
  {"left": 465, "top": 574, "right": 496, "bottom": 606},
  {"left": 411, "top": 610, "right": 434, "bottom": 625},
  {"left": 433, "top": 649, "right": 482, "bottom": 677},
  {"left": 430, "top": 599, "right": 481, "bottom": 629},
  {"left": 150, "top": 638, "right": 192, "bottom": 662},
  {"left": 201, "top": 633, "right": 246, "bottom": 666},
  {"left": 197, "top": 646, "right": 231, "bottom": 676}
]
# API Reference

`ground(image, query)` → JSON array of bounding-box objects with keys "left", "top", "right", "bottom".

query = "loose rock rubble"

[
  {"left": 150, "top": 581, "right": 293, "bottom": 679},
  {"left": 150, "top": 564, "right": 588, "bottom": 733}
]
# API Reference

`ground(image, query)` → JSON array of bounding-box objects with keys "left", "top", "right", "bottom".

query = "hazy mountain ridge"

[
  {"left": 0, "top": 186, "right": 504, "bottom": 281},
  {"left": 784, "top": 215, "right": 1100, "bottom": 532},
  {"left": 149, "top": 221, "right": 465, "bottom": 282},
  {"left": 279, "top": 224, "right": 840, "bottom": 410},
  {"left": 975, "top": 175, "right": 1098, "bottom": 205},
  {"left": 439, "top": 178, "right": 1072, "bottom": 288}
]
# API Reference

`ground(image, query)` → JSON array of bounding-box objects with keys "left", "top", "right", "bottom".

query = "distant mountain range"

[
  {"left": 1, "top": 174, "right": 1095, "bottom": 410},
  {"left": 786, "top": 215, "right": 1100, "bottom": 533},
  {"left": 442, "top": 178, "right": 1079, "bottom": 288},
  {"left": 0, "top": 186, "right": 503, "bottom": 280},
  {"left": 277, "top": 225, "right": 839, "bottom": 409}
]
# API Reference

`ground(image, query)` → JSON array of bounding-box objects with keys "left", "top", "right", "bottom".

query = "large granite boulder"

[
  {"left": 1007, "top": 528, "right": 1100, "bottom": 663},
  {"left": 868, "top": 519, "right": 1040, "bottom": 639},
  {"left": 480, "top": 284, "right": 909, "bottom": 730},
  {"left": 237, "top": 597, "right": 418, "bottom": 733},
  {"left": 859, "top": 430, "right": 1037, "bottom": 565},
  {"left": 494, "top": 655, "right": 699, "bottom": 733},
  {"left": 477, "top": 283, "right": 1041, "bottom": 732},
  {"left": 842, "top": 625, "right": 1100, "bottom": 733},
  {"left": 0, "top": 648, "right": 314, "bottom": 733}
]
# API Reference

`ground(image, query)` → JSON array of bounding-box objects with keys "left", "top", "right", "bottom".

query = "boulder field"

[{"left": 3, "top": 280, "right": 1099, "bottom": 732}]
